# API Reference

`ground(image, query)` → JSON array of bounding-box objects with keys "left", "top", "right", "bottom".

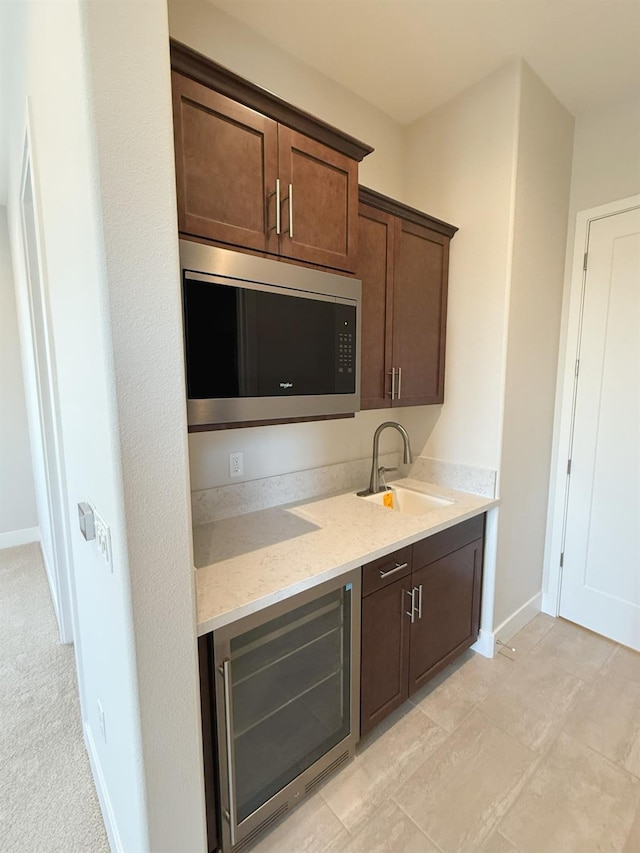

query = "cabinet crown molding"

[
  {"left": 359, "top": 186, "right": 458, "bottom": 239},
  {"left": 170, "top": 39, "right": 374, "bottom": 163}
]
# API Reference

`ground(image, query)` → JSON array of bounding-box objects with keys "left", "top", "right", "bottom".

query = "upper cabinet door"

[
  {"left": 277, "top": 127, "right": 358, "bottom": 273},
  {"left": 357, "top": 188, "right": 456, "bottom": 411},
  {"left": 358, "top": 204, "right": 394, "bottom": 409},
  {"left": 391, "top": 219, "right": 449, "bottom": 406},
  {"left": 172, "top": 72, "right": 279, "bottom": 254}
]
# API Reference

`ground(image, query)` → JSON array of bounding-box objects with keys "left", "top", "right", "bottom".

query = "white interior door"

[
  {"left": 20, "top": 133, "right": 75, "bottom": 644},
  {"left": 559, "top": 206, "right": 640, "bottom": 650}
]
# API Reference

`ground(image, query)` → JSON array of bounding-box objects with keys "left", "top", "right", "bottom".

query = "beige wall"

[
  {"left": 403, "top": 63, "right": 521, "bottom": 471},
  {"left": 568, "top": 92, "right": 640, "bottom": 216},
  {"left": 495, "top": 65, "right": 574, "bottom": 627},
  {"left": 188, "top": 407, "right": 431, "bottom": 491}
]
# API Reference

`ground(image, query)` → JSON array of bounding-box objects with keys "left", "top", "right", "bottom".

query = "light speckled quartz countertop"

[{"left": 194, "top": 477, "right": 499, "bottom": 636}]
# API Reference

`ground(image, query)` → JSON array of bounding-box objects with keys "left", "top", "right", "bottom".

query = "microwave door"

[
  {"left": 236, "top": 289, "right": 258, "bottom": 397},
  {"left": 255, "top": 290, "right": 336, "bottom": 397}
]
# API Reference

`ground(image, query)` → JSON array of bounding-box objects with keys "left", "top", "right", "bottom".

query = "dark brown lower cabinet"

[
  {"left": 360, "top": 515, "right": 485, "bottom": 738},
  {"left": 409, "top": 538, "right": 483, "bottom": 693},
  {"left": 198, "top": 634, "right": 219, "bottom": 853},
  {"left": 361, "top": 576, "right": 411, "bottom": 737}
]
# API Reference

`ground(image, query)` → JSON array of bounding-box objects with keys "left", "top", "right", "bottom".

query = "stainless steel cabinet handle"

[
  {"left": 275, "top": 179, "right": 281, "bottom": 235},
  {"left": 417, "top": 583, "right": 423, "bottom": 619},
  {"left": 288, "top": 183, "right": 294, "bottom": 238},
  {"left": 405, "top": 588, "right": 415, "bottom": 623},
  {"left": 219, "top": 658, "right": 237, "bottom": 846},
  {"left": 397, "top": 366, "right": 402, "bottom": 400},
  {"left": 379, "top": 561, "right": 408, "bottom": 579},
  {"left": 388, "top": 368, "right": 396, "bottom": 400}
]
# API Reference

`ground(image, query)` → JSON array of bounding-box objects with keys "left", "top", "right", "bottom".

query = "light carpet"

[{"left": 0, "top": 543, "right": 110, "bottom": 852}]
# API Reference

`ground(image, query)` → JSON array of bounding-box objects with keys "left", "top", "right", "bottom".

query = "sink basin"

[{"left": 359, "top": 485, "right": 454, "bottom": 515}]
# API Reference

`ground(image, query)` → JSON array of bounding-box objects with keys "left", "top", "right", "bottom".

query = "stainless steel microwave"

[{"left": 180, "top": 240, "right": 361, "bottom": 427}]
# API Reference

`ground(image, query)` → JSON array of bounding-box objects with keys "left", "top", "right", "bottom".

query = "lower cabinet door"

[
  {"left": 360, "top": 576, "right": 411, "bottom": 737},
  {"left": 408, "top": 538, "right": 483, "bottom": 695}
]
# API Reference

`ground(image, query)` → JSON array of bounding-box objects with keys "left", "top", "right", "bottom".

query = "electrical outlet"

[
  {"left": 93, "top": 508, "right": 112, "bottom": 572},
  {"left": 229, "top": 451, "right": 244, "bottom": 478},
  {"left": 97, "top": 700, "right": 107, "bottom": 743}
]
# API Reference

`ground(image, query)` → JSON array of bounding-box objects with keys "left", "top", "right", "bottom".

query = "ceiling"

[{"left": 208, "top": 0, "right": 640, "bottom": 123}]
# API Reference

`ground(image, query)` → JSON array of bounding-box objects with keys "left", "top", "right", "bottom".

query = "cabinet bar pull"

[
  {"left": 405, "top": 588, "right": 415, "bottom": 623},
  {"left": 379, "top": 561, "right": 408, "bottom": 579},
  {"left": 417, "top": 583, "right": 423, "bottom": 619},
  {"left": 397, "top": 366, "right": 402, "bottom": 400},
  {"left": 288, "top": 183, "right": 294, "bottom": 238},
  {"left": 220, "top": 658, "right": 237, "bottom": 846},
  {"left": 388, "top": 368, "right": 396, "bottom": 400},
  {"left": 275, "top": 179, "right": 281, "bottom": 235}
]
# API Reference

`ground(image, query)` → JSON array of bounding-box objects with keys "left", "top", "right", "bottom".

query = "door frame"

[
  {"left": 18, "top": 102, "right": 76, "bottom": 644},
  {"left": 542, "top": 193, "right": 640, "bottom": 617}
]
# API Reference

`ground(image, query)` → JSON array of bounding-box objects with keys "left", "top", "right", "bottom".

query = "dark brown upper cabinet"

[
  {"left": 172, "top": 73, "right": 279, "bottom": 255},
  {"left": 276, "top": 127, "right": 358, "bottom": 271},
  {"left": 358, "top": 188, "right": 458, "bottom": 409},
  {"left": 170, "top": 41, "right": 371, "bottom": 274}
]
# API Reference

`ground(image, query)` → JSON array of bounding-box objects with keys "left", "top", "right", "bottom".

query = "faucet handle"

[{"left": 378, "top": 465, "right": 398, "bottom": 492}]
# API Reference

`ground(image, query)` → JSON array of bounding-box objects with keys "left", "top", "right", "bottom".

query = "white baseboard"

[
  {"left": 84, "top": 722, "right": 123, "bottom": 853},
  {"left": 0, "top": 526, "right": 40, "bottom": 550},
  {"left": 495, "top": 592, "right": 543, "bottom": 644},
  {"left": 472, "top": 592, "right": 544, "bottom": 658},
  {"left": 471, "top": 629, "right": 494, "bottom": 658}
]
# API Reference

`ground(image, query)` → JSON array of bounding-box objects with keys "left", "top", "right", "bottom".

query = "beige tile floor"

[{"left": 249, "top": 614, "right": 640, "bottom": 853}]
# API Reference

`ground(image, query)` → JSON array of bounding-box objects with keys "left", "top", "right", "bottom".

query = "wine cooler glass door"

[{"left": 215, "top": 571, "right": 359, "bottom": 851}]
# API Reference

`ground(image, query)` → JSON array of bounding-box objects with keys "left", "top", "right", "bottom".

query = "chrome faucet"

[{"left": 358, "top": 421, "right": 413, "bottom": 496}]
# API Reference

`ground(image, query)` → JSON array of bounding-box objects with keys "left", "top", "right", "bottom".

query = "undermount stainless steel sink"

[{"left": 359, "top": 485, "right": 455, "bottom": 515}]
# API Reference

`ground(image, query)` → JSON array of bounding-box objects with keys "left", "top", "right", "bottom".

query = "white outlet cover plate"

[
  {"left": 93, "top": 506, "right": 113, "bottom": 572},
  {"left": 229, "top": 452, "right": 244, "bottom": 477}
]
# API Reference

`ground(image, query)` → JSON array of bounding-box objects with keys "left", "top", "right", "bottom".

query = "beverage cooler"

[{"left": 210, "top": 569, "right": 361, "bottom": 852}]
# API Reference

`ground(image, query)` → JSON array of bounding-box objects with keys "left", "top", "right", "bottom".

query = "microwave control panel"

[
  {"left": 338, "top": 330, "right": 354, "bottom": 375},
  {"left": 335, "top": 306, "right": 357, "bottom": 394}
]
